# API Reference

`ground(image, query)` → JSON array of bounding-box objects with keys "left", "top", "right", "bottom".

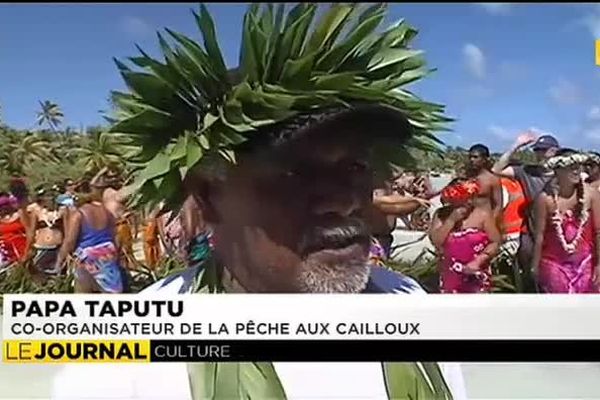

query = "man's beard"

[
  {"left": 466, "top": 164, "right": 481, "bottom": 176},
  {"left": 296, "top": 254, "right": 370, "bottom": 293},
  {"left": 295, "top": 217, "right": 371, "bottom": 293}
]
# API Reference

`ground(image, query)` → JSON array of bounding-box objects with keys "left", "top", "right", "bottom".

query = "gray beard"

[{"left": 296, "top": 255, "right": 370, "bottom": 293}]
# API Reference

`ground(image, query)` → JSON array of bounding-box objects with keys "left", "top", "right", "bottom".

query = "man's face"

[
  {"left": 65, "top": 180, "right": 75, "bottom": 193},
  {"left": 533, "top": 147, "right": 556, "bottom": 163},
  {"left": 201, "top": 129, "right": 374, "bottom": 293},
  {"left": 585, "top": 162, "right": 600, "bottom": 179},
  {"left": 468, "top": 151, "right": 487, "bottom": 172}
]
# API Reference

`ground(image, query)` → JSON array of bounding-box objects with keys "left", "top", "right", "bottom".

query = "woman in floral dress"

[
  {"left": 429, "top": 178, "right": 501, "bottom": 293},
  {"left": 532, "top": 149, "right": 600, "bottom": 293}
]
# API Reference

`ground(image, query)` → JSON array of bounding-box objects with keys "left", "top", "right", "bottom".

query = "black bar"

[{"left": 150, "top": 340, "right": 600, "bottom": 362}]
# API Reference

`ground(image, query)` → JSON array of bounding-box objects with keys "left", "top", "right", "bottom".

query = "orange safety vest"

[{"left": 501, "top": 177, "right": 528, "bottom": 236}]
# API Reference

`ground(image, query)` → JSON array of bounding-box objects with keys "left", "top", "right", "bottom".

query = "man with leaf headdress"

[{"left": 52, "top": 3, "right": 466, "bottom": 399}]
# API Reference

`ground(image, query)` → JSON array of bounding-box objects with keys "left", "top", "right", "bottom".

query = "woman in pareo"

[
  {"left": 25, "top": 186, "right": 66, "bottom": 274},
  {"left": 143, "top": 206, "right": 162, "bottom": 269},
  {"left": 429, "top": 178, "right": 501, "bottom": 293},
  {"left": 0, "top": 192, "right": 28, "bottom": 270},
  {"left": 55, "top": 182, "right": 124, "bottom": 293},
  {"left": 531, "top": 149, "right": 600, "bottom": 293}
]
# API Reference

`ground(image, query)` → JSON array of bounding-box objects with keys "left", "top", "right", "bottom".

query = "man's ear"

[{"left": 184, "top": 171, "right": 222, "bottom": 224}]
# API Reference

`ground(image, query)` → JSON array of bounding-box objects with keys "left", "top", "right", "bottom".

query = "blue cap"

[{"left": 532, "top": 135, "right": 559, "bottom": 151}]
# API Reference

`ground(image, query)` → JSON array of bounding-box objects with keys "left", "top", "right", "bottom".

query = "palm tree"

[
  {"left": 0, "top": 132, "right": 55, "bottom": 176},
  {"left": 68, "top": 130, "right": 127, "bottom": 174},
  {"left": 36, "top": 100, "right": 64, "bottom": 132}
]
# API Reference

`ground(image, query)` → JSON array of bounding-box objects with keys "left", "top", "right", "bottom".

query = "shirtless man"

[
  {"left": 157, "top": 195, "right": 206, "bottom": 259},
  {"left": 370, "top": 178, "right": 431, "bottom": 258},
  {"left": 585, "top": 152, "right": 600, "bottom": 191},
  {"left": 465, "top": 144, "right": 503, "bottom": 224}
]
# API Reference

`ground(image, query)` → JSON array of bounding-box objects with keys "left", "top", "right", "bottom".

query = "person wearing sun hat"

[{"left": 52, "top": 4, "right": 466, "bottom": 399}]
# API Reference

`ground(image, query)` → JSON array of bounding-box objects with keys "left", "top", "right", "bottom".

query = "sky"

[{"left": 1, "top": 3, "right": 600, "bottom": 151}]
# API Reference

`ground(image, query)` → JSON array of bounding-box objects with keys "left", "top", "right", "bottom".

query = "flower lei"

[
  {"left": 586, "top": 152, "right": 600, "bottom": 165},
  {"left": 544, "top": 153, "right": 588, "bottom": 170},
  {"left": 551, "top": 185, "right": 589, "bottom": 254}
]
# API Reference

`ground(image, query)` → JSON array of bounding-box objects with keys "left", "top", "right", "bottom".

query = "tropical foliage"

[
  {"left": 36, "top": 100, "right": 64, "bottom": 132},
  {"left": 0, "top": 123, "right": 129, "bottom": 188},
  {"left": 108, "top": 3, "right": 452, "bottom": 213}
]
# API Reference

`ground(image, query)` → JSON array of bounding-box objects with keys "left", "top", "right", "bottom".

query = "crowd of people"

[
  {"left": 0, "top": 168, "right": 206, "bottom": 293},
  {"left": 2, "top": 131, "right": 600, "bottom": 296},
  {"left": 425, "top": 133, "right": 600, "bottom": 294}
]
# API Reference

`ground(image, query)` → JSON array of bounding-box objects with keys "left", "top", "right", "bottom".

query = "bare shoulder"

[
  {"left": 586, "top": 185, "right": 600, "bottom": 203},
  {"left": 103, "top": 187, "right": 118, "bottom": 200},
  {"left": 470, "top": 208, "right": 491, "bottom": 227},
  {"left": 537, "top": 192, "right": 551, "bottom": 208},
  {"left": 480, "top": 170, "right": 501, "bottom": 185}
]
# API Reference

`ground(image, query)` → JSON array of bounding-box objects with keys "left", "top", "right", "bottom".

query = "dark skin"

[
  {"left": 55, "top": 188, "right": 112, "bottom": 293},
  {"left": 24, "top": 194, "right": 67, "bottom": 260},
  {"left": 467, "top": 150, "right": 503, "bottom": 226},
  {"left": 585, "top": 162, "right": 600, "bottom": 191},
  {"left": 531, "top": 165, "right": 600, "bottom": 286},
  {"left": 187, "top": 124, "right": 384, "bottom": 293},
  {"left": 429, "top": 201, "right": 501, "bottom": 273},
  {"left": 156, "top": 195, "right": 205, "bottom": 255},
  {"left": 370, "top": 184, "right": 430, "bottom": 235}
]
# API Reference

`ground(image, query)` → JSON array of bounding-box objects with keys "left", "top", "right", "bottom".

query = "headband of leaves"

[{"left": 109, "top": 3, "right": 452, "bottom": 213}]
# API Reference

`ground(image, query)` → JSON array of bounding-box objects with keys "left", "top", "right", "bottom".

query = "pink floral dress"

[
  {"left": 440, "top": 228, "right": 492, "bottom": 293},
  {"left": 538, "top": 210, "right": 598, "bottom": 293}
]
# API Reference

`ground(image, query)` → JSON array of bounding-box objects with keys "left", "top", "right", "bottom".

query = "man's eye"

[
  {"left": 281, "top": 168, "right": 300, "bottom": 179},
  {"left": 348, "top": 162, "right": 368, "bottom": 173}
]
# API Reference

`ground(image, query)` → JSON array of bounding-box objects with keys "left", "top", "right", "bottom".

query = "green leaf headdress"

[{"left": 109, "top": 3, "right": 452, "bottom": 213}]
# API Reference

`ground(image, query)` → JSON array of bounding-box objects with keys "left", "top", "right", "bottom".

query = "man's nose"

[{"left": 311, "top": 191, "right": 361, "bottom": 217}]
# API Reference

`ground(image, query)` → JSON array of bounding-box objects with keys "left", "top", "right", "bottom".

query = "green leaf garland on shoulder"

[{"left": 186, "top": 361, "right": 453, "bottom": 400}]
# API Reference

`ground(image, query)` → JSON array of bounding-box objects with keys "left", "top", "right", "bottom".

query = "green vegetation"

[
  {"left": 0, "top": 4, "right": 537, "bottom": 297},
  {"left": 108, "top": 3, "right": 452, "bottom": 212},
  {"left": 0, "top": 122, "right": 129, "bottom": 189}
]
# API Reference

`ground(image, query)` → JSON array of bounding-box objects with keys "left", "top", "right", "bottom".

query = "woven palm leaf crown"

[{"left": 109, "top": 3, "right": 452, "bottom": 212}]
